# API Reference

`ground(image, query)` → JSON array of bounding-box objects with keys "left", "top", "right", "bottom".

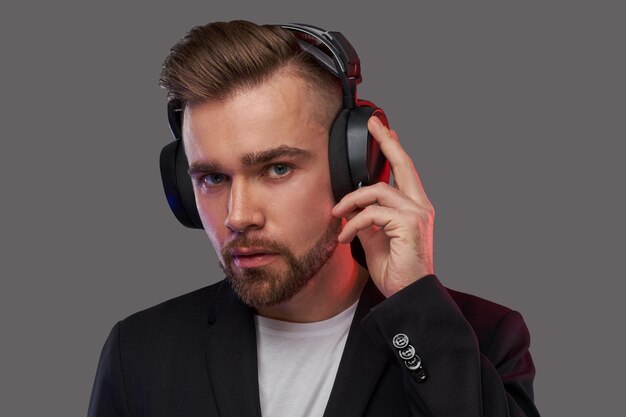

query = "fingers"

[
  {"left": 338, "top": 205, "right": 398, "bottom": 243},
  {"left": 332, "top": 182, "right": 412, "bottom": 218},
  {"left": 333, "top": 117, "right": 435, "bottom": 244},
  {"left": 368, "top": 116, "right": 430, "bottom": 206}
]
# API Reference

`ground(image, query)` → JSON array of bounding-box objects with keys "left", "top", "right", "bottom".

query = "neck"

[{"left": 256, "top": 242, "right": 369, "bottom": 323}]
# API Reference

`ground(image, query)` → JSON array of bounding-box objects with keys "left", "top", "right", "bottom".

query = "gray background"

[{"left": 2, "top": 0, "right": 624, "bottom": 416}]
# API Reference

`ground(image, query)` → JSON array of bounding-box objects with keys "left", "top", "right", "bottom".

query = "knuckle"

[
  {"left": 372, "top": 182, "right": 390, "bottom": 192},
  {"left": 361, "top": 205, "right": 378, "bottom": 217},
  {"left": 403, "top": 206, "right": 433, "bottom": 226}
]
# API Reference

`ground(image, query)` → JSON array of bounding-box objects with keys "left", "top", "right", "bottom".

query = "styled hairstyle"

[{"left": 159, "top": 20, "right": 342, "bottom": 128}]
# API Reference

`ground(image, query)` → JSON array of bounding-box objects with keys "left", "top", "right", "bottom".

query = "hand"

[{"left": 332, "top": 116, "right": 435, "bottom": 298}]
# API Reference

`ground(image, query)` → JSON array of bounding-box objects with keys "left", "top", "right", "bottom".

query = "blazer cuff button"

[
  {"left": 404, "top": 354, "right": 421, "bottom": 370},
  {"left": 411, "top": 365, "right": 427, "bottom": 382},
  {"left": 392, "top": 333, "right": 409, "bottom": 349}
]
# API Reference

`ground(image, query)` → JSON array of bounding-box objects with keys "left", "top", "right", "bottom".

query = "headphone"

[{"left": 160, "top": 23, "right": 391, "bottom": 230}]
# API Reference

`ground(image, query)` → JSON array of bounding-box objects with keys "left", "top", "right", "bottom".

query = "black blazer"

[{"left": 88, "top": 275, "right": 540, "bottom": 416}]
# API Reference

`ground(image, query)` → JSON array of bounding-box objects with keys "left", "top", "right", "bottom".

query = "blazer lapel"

[
  {"left": 323, "top": 279, "right": 389, "bottom": 417},
  {"left": 204, "top": 280, "right": 262, "bottom": 417}
]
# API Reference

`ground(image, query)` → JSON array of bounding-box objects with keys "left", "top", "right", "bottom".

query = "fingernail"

[{"left": 370, "top": 116, "right": 382, "bottom": 127}]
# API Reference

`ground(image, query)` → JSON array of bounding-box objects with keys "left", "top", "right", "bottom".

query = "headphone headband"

[
  {"left": 275, "top": 23, "right": 361, "bottom": 109},
  {"left": 166, "top": 23, "right": 363, "bottom": 141}
]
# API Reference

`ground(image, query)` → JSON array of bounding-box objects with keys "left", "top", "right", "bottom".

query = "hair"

[{"left": 159, "top": 20, "right": 342, "bottom": 129}]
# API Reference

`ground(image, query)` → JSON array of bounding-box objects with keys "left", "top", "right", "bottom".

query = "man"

[{"left": 88, "top": 21, "right": 540, "bottom": 417}]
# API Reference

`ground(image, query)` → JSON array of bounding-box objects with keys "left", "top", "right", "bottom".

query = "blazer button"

[
  {"left": 392, "top": 333, "right": 410, "bottom": 349},
  {"left": 398, "top": 345, "right": 416, "bottom": 360},
  {"left": 411, "top": 366, "right": 427, "bottom": 382},
  {"left": 404, "top": 354, "right": 421, "bottom": 370}
]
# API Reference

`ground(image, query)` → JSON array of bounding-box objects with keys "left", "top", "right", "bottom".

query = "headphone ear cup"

[
  {"left": 328, "top": 108, "right": 354, "bottom": 202},
  {"left": 328, "top": 109, "right": 368, "bottom": 269},
  {"left": 346, "top": 105, "right": 391, "bottom": 190},
  {"left": 339, "top": 104, "right": 391, "bottom": 270},
  {"left": 159, "top": 140, "right": 203, "bottom": 229}
]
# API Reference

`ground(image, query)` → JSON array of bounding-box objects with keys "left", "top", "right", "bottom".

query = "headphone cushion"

[
  {"left": 328, "top": 108, "right": 353, "bottom": 202},
  {"left": 159, "top": 140, "right": 202, "bottom": 228}
]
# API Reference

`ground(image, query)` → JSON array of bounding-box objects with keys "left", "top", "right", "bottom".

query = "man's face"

[{"left": 183, "top": 73, "right": 341, "bottom": 308}]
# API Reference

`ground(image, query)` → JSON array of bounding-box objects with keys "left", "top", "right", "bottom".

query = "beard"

[{"left": 219, "top": 217, "right": 342, "bottom": 308}]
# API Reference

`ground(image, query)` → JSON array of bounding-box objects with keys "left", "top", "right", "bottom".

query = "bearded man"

[{"left": 88, "top": 20, "right": 540, "bottom": 417}]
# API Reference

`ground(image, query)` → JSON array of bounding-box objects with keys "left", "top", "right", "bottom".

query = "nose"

[{"left": 225, "top": 178, "right": 265, "bottom": 233}]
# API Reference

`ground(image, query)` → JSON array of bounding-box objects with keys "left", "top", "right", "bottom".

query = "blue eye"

[
  {"left": 203, "top": 173, "right": 226, "bottom": 186},
  {"left": 267, "top": 164, "right": 291, "bottom": 178}
]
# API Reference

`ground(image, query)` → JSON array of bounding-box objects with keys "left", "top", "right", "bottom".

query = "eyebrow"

[
  {"left": 187, "top": 145, "right": 314, "bottom": 176},
  {"left": 240, "top": 145, "right": 314, "bottom": 166}
]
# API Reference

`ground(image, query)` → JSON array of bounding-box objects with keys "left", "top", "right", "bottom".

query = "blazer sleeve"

[
  {"left": 87, "top": 321, "right": 130, "bottom": 417},
  {"left": 360, "top": 275, "right": 541, "bottom": 417}
]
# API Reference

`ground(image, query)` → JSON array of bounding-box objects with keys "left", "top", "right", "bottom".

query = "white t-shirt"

[{"left": 254, "top": 302, "right": 358, "bottom": 417}]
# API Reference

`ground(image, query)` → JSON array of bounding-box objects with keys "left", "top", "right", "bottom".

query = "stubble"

[{"left": 220, "top": 217, "right": 342, "bottom": 308}]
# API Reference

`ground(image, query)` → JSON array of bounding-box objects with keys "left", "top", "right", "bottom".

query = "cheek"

[
  {"left": 196, "top": 200, "right": 228, "bottom": 252},
  {"left": 203, "top": 223, "right": 223, "bottom": 250},
  {"left": 270, "top": 174, "right": 336, "bottom": 235},
  {"left": 292, "top": 155, "right": 335, "bottom": 209}
]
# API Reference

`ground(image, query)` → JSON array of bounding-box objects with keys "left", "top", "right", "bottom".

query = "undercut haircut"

[{"left": 159, "top": 20, "right": 342, "bottom": 129}]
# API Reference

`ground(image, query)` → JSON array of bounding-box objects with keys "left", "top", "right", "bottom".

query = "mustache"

[{"left": 221, "top": 236, "right": 290, "bottom": 259}]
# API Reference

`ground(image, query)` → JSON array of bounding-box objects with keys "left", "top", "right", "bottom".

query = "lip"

[
  {"left": 231, "top": 247, "right": 273, "bottom": 256},
  {"left": 230, "top": 248, "right": 278, "bottom": 268}
]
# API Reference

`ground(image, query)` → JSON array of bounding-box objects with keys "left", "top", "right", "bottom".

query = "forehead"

[{"left": 182, "top": 74, "right": 327, "bottom": 162}]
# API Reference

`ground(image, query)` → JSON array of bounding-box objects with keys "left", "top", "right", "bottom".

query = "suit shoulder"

[{"left": 120, "top": 279, "right": 226, "bottom": 334}]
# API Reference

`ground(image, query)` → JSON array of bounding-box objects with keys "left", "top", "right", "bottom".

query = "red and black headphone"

[{"left": 160, "top": 23, "right": 391, "bottom": 230}]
